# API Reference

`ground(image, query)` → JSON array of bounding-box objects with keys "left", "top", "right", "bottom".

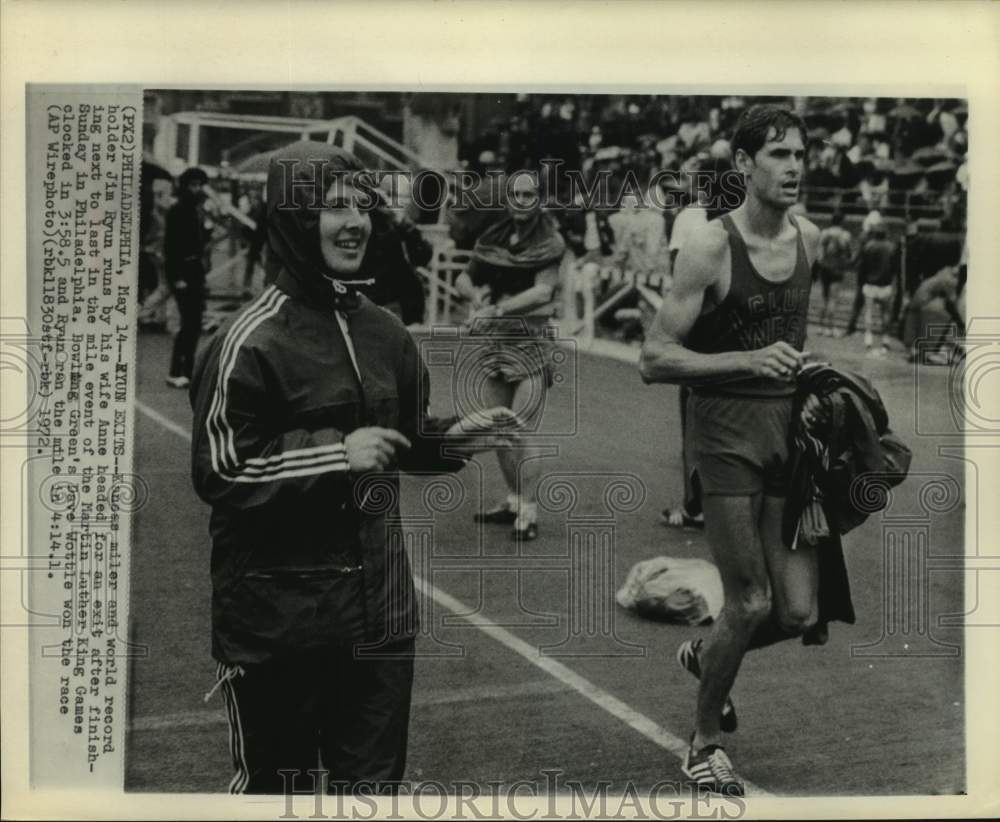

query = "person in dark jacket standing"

[
  {"left": 363, "top": 178, "right": 432, "bottom": 325},
  {"left": 190, "top": 143, "right": 516, "bottom": 795},
  {"left": 165, "top": 167, "right": 210, "bottom": 387},
  {"left": 447, "top": 150, "right": 507, "bottom": 250}
]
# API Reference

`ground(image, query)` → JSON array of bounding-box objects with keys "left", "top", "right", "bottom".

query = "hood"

[{"left": 266, "top": 141, "right": 376, "bottom": 310}]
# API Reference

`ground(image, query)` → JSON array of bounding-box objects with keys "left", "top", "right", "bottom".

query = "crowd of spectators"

[
  {"left": 462, "top": 94, "right": 968, "bottom": 224},
  {"left": 450, "top": 94, "right": 967, "bottom": 360},
  {"left": 139, "top": 95, "right": 968, "bottom": 366}
]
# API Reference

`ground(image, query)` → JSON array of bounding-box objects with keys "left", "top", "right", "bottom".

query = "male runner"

[{"left": 640, "top": 104, "right": 823, "bottom": 796}]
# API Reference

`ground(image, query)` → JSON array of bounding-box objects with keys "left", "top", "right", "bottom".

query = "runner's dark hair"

[{"left": 732, "top": 104, "right": 807, "bottom": 160}]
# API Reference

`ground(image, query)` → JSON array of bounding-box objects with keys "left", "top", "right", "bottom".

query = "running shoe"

[
  {"left": 659, "top": 507, "right": 705, "bottom": 529},
  {"left": 677, "top": 639, "right": 738, "bottom": 733},
  {"left": 682, "top": 734, "right": 745, "bottom": 796},
  {"left": 802, "top": 621, "right": 828, "bottom": 645},
  {"left": 474, "top": 504, "right": 517, "bottom": 525},
  {"left": 512, "top": 520, "right": 538, "bottom": 541},
  {"left": 165, "top": 376, "right": 191, "bottom": 389}
]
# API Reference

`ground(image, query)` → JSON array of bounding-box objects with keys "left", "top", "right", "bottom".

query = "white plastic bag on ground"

[{"left": 616, "top": 556, "right": 724, "bottom": 625}]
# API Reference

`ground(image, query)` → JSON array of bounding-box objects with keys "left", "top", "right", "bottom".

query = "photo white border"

[{"left": 2, "top": 0, "right": 998, "bottom": 818}]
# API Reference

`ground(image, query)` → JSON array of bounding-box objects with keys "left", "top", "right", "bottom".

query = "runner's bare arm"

[
  {"left": 455, "top": 271, "right": 483, "bottom": 302},
  {"left": 496, "top": 264, "right": 561, "bottom": 314},
  {"left": 798, "top": 216, "right": 822, "bottom": 268},
  {"left": 639, "top": 227, "right": 805, "bottom": 385}
]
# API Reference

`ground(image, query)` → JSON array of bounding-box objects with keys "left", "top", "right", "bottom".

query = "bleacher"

[{"left": 147, "top": 103, "right": 965, "bottom": 345}]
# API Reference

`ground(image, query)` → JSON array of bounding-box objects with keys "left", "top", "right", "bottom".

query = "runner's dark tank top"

[{"left": 687, "top": 214, "right": 812, "bottom": 397}]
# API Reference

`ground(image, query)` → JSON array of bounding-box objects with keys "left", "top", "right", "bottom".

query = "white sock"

[
  {"left": 516, "top": 501, "right": 538, "bottom": 525},
  {"left": 506, "top": 493, "right": 521, "bottom": 513}
]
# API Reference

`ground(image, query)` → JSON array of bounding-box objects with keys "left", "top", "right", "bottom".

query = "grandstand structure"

[{"left": 152, "top": 110, "right": 448, "bottom": 193}]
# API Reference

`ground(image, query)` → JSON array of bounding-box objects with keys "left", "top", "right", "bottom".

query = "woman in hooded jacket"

[{"left": 189, "top": 143, "right": 515, "bottom": 794}]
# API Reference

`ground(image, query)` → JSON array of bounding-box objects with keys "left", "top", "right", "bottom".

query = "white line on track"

[
  {"left": 416, "top": 579, "right": 770, "bottom": 796},
  {"left": 135, "top": 399, "right": 194, "bottom": 441},
  {"left": 134, "top": 400, "right": 772, "bottom": 797}
]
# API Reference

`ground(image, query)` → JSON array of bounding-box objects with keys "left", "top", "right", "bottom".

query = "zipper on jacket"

[
  {"left": 333, "top": 305, "right": 372, "bottom": 640},
  {"left": 334, "top": 308, "right": 368, "bottom": 417},
  {"left": 244, "top": 565, "right": 363, "bottom": 581}
]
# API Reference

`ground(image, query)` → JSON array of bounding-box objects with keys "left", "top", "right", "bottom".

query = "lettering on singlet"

[{"left": 687, "top": 213, "right": 813, "bottom": 397}]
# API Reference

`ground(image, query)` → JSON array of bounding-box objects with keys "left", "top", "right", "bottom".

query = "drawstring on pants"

[{"left": 204, "top": 664, "right": 245, "bottom": 703}]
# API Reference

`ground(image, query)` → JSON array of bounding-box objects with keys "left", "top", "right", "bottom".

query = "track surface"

[{"left": 125, "top": 326, "right": 965, "bottom": 795}]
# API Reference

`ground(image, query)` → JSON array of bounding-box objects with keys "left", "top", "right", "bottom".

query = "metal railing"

[
  {"left": 801, "top": 186, "right": 964, "bottom": 225},
  {"left": 414, "top": 220, "right": 965, "bottom": 344}
]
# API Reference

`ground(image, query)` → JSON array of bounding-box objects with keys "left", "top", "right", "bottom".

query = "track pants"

[
  {"left": 844, "top": 277, "right": 865, "bottom": 335},
  {"left": 169, "top": 287, "right": 204, "bottom": 379},
  {"left": 215, "top": 638, "right": 415, "bottom": 795}
]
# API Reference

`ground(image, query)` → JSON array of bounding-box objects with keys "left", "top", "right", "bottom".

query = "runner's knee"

[
  {"left": 729, "top": 584, "right": 771, "bottom": 624},
  {"left": 776, "top": 601, "right": 818, "bottom": 635}
]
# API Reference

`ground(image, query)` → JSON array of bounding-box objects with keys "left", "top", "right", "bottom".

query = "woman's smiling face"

[{"left": 318, "top": 180, "right": 371, "bottom": 275}]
